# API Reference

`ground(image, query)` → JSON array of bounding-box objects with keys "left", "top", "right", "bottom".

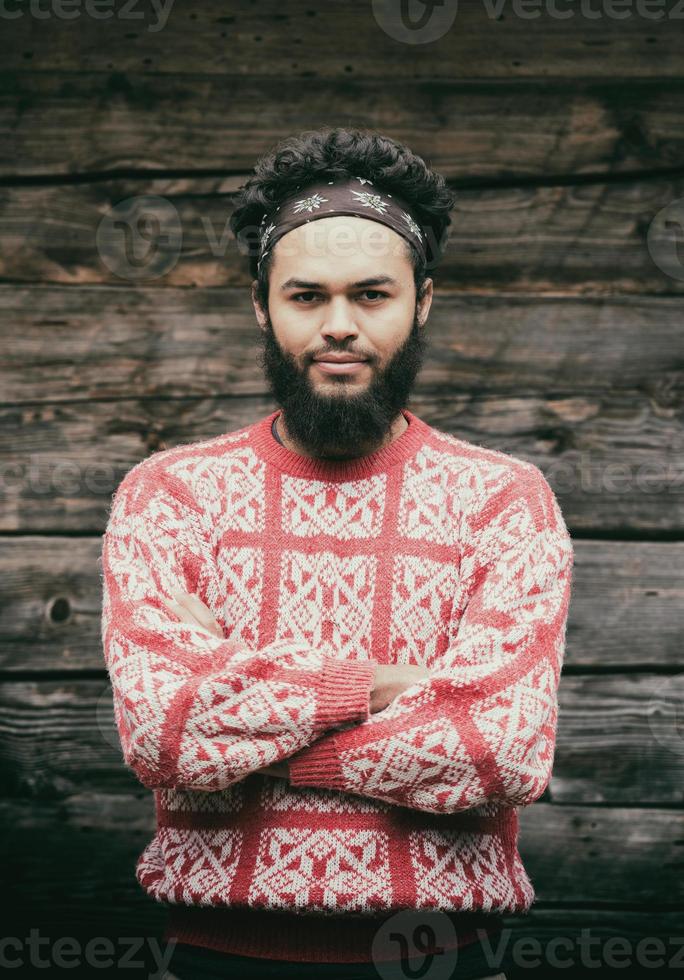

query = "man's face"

[{"left": 251, "top": 215, "right": 433, "bottom": 460}]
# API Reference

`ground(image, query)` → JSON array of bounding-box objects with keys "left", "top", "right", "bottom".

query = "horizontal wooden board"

[
  {"left": 1, "top": 174, "right": 682, "bottom": 294},
  {"left": 0, "top": 537, "right": 681, "bottom": 672},
  {"left": 2, "top": 73, "right": 683, "bottom": 178},
  {"left": 1, "top": 674, "right": 682, "bottom": 804},
  {"left": 1, "top": 794, "right": 682, "bottom": 922},
  {"left": 1, "top": 287, "right": 681, "bottom": 403},
  {"left": 3, "top": 2, "right": 683, "bottom": 78},
  {"left": 3, "top": 901, "right": 683, "bottom": 978},
  {"left": 0, "top": 391, "right": 682, "bottom": 532}
]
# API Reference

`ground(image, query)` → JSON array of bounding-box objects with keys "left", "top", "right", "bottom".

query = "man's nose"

[{"left": 321, "top": 298, "right": 359, "bottom": 341}]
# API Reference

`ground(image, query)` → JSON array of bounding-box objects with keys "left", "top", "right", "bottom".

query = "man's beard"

[{"left": 257, "top": 308, "right": 429, "bottom": 460}]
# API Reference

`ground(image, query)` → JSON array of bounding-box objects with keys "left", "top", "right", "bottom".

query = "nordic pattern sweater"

[{"left": 100, "top": 407, "right": 574, "bottom": 963}]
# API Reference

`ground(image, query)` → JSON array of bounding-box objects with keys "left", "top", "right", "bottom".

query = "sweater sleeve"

[
  {"left": 100, "top": 461, "right": 376, "bottom": 792},
  {"left": 287, "top": 466, "right": 574, "bottom": 814}
]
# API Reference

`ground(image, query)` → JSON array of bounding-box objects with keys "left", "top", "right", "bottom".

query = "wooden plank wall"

[{"left": 1, "top": 2, "right": 683, "bottom": 976}]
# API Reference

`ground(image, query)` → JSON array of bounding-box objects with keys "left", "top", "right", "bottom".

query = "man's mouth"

[
  {"left": 313, "top": 358, "right": 369, "bottom": 375},
  {"left": 312, "top": 352, "right": 371, "bottom": 374}
]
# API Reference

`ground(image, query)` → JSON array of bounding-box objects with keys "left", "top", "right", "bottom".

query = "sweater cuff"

[
  {"left": 312, "top": 655, "right": 376, "bottom": 732},
  {"left": 287, "top": 732, "right": 347, "bottom": 789}
]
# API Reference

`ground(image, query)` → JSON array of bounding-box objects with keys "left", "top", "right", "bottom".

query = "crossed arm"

[
  {"left": 160, "top": 590, "right": 429, "bottom": 779},
  {"left": 101, "top": 466, "right": 380, "bottom": 792},
  {"left": 160, "top": 466, "right": 573, "bottom": 814},
  {"left": 103, "top": 462, "right": 572, "bottom": 812}
]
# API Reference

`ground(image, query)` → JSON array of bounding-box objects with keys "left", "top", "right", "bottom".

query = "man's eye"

[{"left": 291, "top": 290, "right": 389, "bottom": 303}]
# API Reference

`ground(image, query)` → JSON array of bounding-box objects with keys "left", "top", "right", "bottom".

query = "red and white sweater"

[{"left": 100, "top": 408, "right": 574, "bottom": 963}]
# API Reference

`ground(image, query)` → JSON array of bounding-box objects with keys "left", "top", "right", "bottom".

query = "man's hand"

[
  {"left": 256, "top": 666, "right": 431, "bottom": 779},
  {"left": 369, "top": 663, "right": 431, "bottom": 713},
  {"left": 162, "top": 589, "right": 224, "bottom": 639}
]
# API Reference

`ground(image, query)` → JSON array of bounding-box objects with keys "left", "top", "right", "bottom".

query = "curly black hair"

[{"left": 229, "top": 127, "right": 457, "bottom": 310}]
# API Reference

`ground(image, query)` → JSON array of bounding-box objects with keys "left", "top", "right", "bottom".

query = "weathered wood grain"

[
  {"left": 0, "top": 539, "right": 681, "bottom": 673},
  {"left": 0, "top": 538, "right": 682, "bottom": 672},
  {"left": 4, "top": 895, "right": 683, "bottom": 973},
  {"left": 1, "top": 0, "right": 680, "bottom": 963},
  {"left": 2, "top": 72, "right": 683, "bottom": 178},
  {"left": 2, "top": 174, "right": 682, "bottom": 294},
  {"left": 1, "top": 287, "right": 681, "bottom": 403},
  {"left": 1, "top": 794, "right": 682, "bottom": 919},
  {"left": 1, "top": 675, "right": 682, "bottom": 804},
  {"left": 3, "top": 2, "right": 683, "bottom": 78},
  {"left": 2, "top": 396, "right": 681, "bottom": 531}
]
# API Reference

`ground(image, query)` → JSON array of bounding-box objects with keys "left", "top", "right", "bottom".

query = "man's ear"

[
  {"left": 251, "top": 280, "right": 268, "bottom": 332},
  {"left": 417, "top": 277, "right": 433, "bottom": 328}
]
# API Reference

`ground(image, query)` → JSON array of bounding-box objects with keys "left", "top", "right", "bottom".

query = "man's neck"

[{"left": 275, "top": 410, "right": 409, "bottom": 462}]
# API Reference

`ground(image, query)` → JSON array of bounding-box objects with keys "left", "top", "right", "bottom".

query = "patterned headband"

[{"left": 256, "top": 176, "right": 428, "bottom": 271}]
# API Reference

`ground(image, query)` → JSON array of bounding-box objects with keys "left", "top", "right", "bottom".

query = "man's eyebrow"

[{"left": 280, "top": 275, "right": 399, "bottom": 291}]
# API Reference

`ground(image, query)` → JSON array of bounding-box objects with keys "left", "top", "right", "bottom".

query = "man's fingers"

[
  {"left": 183, "top": 593, "right": 221, "bottom": 630},
  {"left": 163, "top": 598, "right": 202, "bottom": 629},
  {"left": 162, "top": 598, "right": 184, "bottom": 618},
  {"left": 169, "top": 590, "right": 224, "bottom": 638},
  {"left": 182, "top": 594, "right": 224, "bottom": 638}
]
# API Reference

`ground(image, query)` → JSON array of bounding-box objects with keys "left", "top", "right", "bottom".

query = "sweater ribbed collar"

[{"left": 251, "top": 408, "right": 429, "bottom": 481}]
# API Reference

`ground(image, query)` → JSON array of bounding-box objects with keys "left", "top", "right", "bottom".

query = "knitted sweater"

[{"left": 100, "top": 407, "right": 574, "bottom": 963}]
